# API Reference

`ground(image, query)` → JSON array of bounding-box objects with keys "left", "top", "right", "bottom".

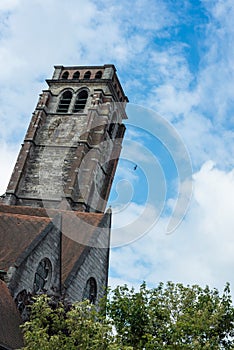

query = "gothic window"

[
  {"left": 73, "top": 71, "right": 80, "bottom": 79},
  {"left": 15, "top": 289, "right": 28, "bottom": 314},
  {"left": 57, "top": 90, "right": 73, "bottom": 113},
  {"left": 95, "top": 70, "right": 102, "bottom": 79},
  {"left": 82, "top": 277, "right": 97, "bottom": 304},
  {"left": 84, "top": 70, "right": 91, "bottom": 79},
  {"left": 61, "top": 71, "right": 69, "bottom": 79},
  {"left": 15, "top": 289, "right": 32, "bottom": 321},
  {"left": 33, "top": 258, "right": 52, "bottom": 293},
  {"left": 73, "top": 90, "right": 88, "bottom": 112}
]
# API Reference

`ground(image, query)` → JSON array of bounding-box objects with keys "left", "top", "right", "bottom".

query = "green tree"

[
  {"left": 106, "top": 282, "right": 234, "bottom": 349},
  {"left": 22, "top": 294, "right": 132, "bottom": 350},
  {"left": 22, "top": 282, "right": 234, "bottom": 350}
]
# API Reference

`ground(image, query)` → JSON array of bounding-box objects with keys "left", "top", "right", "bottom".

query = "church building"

[{"left": 0, "top": 64, "right": 128, "bottom": 349}]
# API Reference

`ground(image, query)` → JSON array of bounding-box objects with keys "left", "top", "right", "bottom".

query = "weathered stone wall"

[
  {"left": 16, "top": 144, "right": 77, "bottom": 201},
  {"left": 64, "top": 215, "right": 110, "bottom": 304},
  {"left": 4, "top": 64, "right": 127, "bottom": 212}
]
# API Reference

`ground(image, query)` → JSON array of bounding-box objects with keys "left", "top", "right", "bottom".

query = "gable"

[
  {"left": 62, "top": 211, "right": 111, "bottom": 303},
  {"left": 7, "top": 216, "right": 62, "bottom": 299},
  {"left": 61, "top": 210, "right": 110, "bottom": 284}
]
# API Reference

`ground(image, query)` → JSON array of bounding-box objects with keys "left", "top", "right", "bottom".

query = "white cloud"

[
  {"left": 0, "top": 0, "right": 233, "bottom": 295},
  {"left": 140, "top": 1, "right": 234, "bottom": 170},
  {"left": 0, "top": 142, "right": 18, "bottom": 195},
  {"left": 0, "top": 0, "right": 19, "bottom": 11},
  {"left": 110, "top": 162, "right": 234, "bottom": 293},
  {"left": 111, "top": 202, "right": 160, "bottom": 247},
  {"left": 0, "top": 0, "right": 171, "bottom": 141}
]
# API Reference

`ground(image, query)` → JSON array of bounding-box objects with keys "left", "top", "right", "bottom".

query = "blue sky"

[{"left": 0, "top": 0, "right": 234, "bottom": 294}]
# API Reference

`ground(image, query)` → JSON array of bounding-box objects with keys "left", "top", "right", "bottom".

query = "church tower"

[
  {"left": 0, "top": 65, "right": 128, "bottom": 347},
  {"left": 4, "top": 64, "right": 128, "bottom": 212}
]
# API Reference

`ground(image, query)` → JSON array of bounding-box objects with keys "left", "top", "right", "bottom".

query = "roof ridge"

[
  {"left": 0, "top": 204, "right": 106, "bottom": 218},
  {"left": 0, "top": 211, "right": 51, "bottom": 221}
]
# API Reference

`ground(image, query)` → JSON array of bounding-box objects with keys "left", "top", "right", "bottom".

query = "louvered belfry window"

[
  {"left": 57, "top": 90, "right": 73, "bottom": 113},
  {"left": 73, "top": 90, "right": 88, "bottom": 112}
]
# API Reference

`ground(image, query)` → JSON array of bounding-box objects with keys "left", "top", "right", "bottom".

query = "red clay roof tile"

[
  {"left": 0, "top": 280, "right": 24, "bottom": 348},
  {"left": 0, "top": 212, "right": 50, "bottom": 271}
]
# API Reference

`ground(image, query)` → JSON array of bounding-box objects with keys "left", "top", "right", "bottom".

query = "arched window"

[
  {"left": 33, "top": 258, "right": 52, "bottom": 293},
  {"left": 95, "top": 70, "right": 102, "bottom": 79},
  {"left": 73, "top": 90, "right": 88, "bottom": 112},
  {"left": 57, "top": 90, "right": 73, "bottom": 113},
  {"left": 82, "top": 277, "right": 97, "bottom": 304},
  {"left": 73, "top": 71, "right": 80, "bottom": 79},
  {"left": 84, "top": 71, "right": 91, "bottom": 79},
  {"left": 15, "top": 289, "right": 28, "bottom": 315},
  {"left": 15, "top": 289, "right": 31, "bottom": 321},
  {"left": 61, "top": 71, "right": 69, "bottom": 79}
]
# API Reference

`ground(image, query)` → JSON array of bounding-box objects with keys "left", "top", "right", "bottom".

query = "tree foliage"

[
  {"left": 22, "top": 295, "right": 130, "bottom": 350},
  {"left": 106, "top": 282, "right": 234, "bottom": 349},
  {"left": 22, "top": 282, "right": 234, "bottom": 350}
]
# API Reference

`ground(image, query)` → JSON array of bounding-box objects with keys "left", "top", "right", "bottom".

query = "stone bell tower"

[
  {"left": 0, "top": 65, "right": 128, "bottom": 347},
  {"left": 3, "top": 64, "right": 128, "bottom": 212}
]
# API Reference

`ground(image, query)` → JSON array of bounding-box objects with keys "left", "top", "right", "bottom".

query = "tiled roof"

[
  {"left": 0, "top": 280, "right": 24, "bottom": 348},
  {"left": 0, "top": 204, "right": 110, "bottom": 347},
  {"left": 0, "top": 204, "right": 110, "bottom": 284},
  {"left": 0, "top": 203, "right": 50, "bottom": 217},
  {"left": 0, "top": 211, "right": 50, "bottom": 271}
]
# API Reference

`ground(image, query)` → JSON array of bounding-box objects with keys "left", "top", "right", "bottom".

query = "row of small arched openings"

[
  {"left": 61, "top": 70, "right": 124, "bottom": 101},
  {"left": 61, "top": 70, "right": 103, "bottom": 80}
]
